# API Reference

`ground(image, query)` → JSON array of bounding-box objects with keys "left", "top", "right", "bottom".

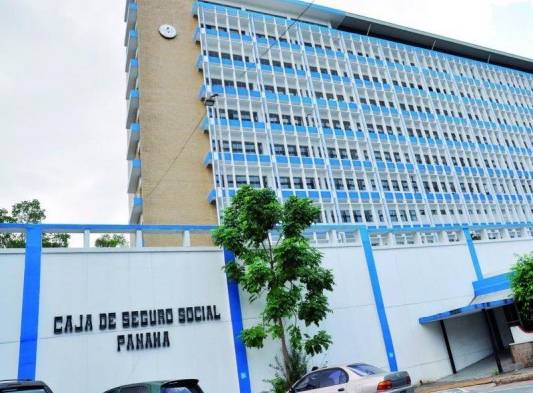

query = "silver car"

[{"left": 289, "top": 363, "right": 414, "bottom": 393}]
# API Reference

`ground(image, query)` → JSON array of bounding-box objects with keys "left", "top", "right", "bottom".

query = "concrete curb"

[{"left": 415, "top": 370, "right": 533, "bottom": 392}]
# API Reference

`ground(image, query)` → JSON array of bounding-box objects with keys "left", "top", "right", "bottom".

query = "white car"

[{"left": 289, "top": 363, "right": 414, "bottom": 393}]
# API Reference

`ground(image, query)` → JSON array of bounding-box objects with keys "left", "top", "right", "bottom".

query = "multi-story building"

[{"left": 124, "top": 0, "right": 533, "bottom": 231}]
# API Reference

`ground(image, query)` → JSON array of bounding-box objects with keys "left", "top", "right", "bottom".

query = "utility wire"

[{"left": 144, "top": 0, "right": 316, "bottom": 200}]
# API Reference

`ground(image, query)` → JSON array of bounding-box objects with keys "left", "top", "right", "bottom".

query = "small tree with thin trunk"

[
  {"left": 212, "top": 186, "right": 334, "bottom": 392},
  {"left": 510, "top": 253, "right": 533, "bottom": 330}
]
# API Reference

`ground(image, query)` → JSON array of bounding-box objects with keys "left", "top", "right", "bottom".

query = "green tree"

[
  {"left": 510, "top": 253, "right": 533, "bottom": 328},
  {"left": 212, "top": 186, "right": 334, "bottom": 391},
  {"left": 0, "top": 199, "right": 69, "bottom": 248},
  {"left": 95, "top": 234, "right": 127, "bottom": 248}
]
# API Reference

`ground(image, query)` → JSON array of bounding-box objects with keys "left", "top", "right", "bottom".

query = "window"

[
  {"left": 296, "top": 368, "right": 348, "bottom": 390},
  {"left": 306, "top": 177, "right": 316, "bottom": 189},
  {"left": 232, "top": 141, "right": 243, "bottom": 153},
  {"left": 340, "top": 210, "right": 351, "bottom": 223},
  {"left": 346, "top": 179, "right": 355, "bottom": 190},
  {"left": 121, "top": 386, "right": 149, "bottom": 393},
  {"left": 161, "top": 384, "right": 202, "bottom": 393},
  {"left": 327, "top": 148, "right": 337, "bottom": 158},
  {"left": 244, "top": 142, "right": 256, "bottom": 154},
  {"left": 280, "top": 177, "right": 291, "bottom": 188},
  {"left": 249, "top": 176, "right": 261, "bottom": 187},
  {"left": 293, "top": 177, "right": 304, "bottom": 189},
  {"left": 287, "top": 145, "right": 298, "bottom": 156},
  {"left": 236, "top": 175, "right": 247, "bottom": 186},
  {"left": 274, "top": 144, "right": 286, "bottom": 155}
]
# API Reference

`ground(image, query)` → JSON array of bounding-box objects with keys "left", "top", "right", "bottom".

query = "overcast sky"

[{"left": 0, "top": 0, "right": 531, "bottom": 224}]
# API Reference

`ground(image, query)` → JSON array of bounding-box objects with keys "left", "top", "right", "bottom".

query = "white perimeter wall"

[
  {"left": 0, "top": 251, "right": 24, "bottom": 379},
  {"left": 1, "top": 235, "right": 532, "bottom": 393}
]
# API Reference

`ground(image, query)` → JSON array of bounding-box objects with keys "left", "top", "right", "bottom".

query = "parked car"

[
  {"left": 0, "top": 380, "right": 53, "bottom": 393},
  {"left": 103, "top": 379, "right": 203, "bottom": 393},
  {"left": 290, "top": 363, "right": 414, "bottom": 393}
]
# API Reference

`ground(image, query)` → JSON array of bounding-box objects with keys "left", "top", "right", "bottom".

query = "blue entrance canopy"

[
  {"left": 419, "top": 272, "right": 513, "bottom": 325},
  {"left": 419, "top": 290, "right": 513, "bottom": 325}
]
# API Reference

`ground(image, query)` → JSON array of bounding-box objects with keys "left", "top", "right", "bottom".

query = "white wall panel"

[
  {"left": 445, "top": 313, "right": 492, "bottom": 371},
  {"left": 373, "top": 243, "right": 478, "bottom": 381},
  {"left": 35, "top": 249, "right": 238, "bottom": 393},
  {"left": 0, "top": 252, "right": 24, "bottom": 379},
  {"left": 475, "top": 239, "right": 533, "bottom": 277}
]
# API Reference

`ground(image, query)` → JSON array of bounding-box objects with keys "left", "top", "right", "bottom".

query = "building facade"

[{"left": 125, "top": 0, "right": 533, "bottom": 231}]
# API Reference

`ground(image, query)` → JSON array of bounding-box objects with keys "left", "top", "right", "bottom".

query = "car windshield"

[
  {"left": 1, "top": 389, "right": 47, "bottom": 393},
  {"left": 348, "top": 363, "right": 385, "bottom": 376}
]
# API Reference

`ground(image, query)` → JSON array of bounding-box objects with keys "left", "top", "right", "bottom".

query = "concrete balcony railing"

[
  {"left": 129, "top": 196, "right": 143, "bottom": 224},
  {"left": 126, "top": 89, "right": 139, "bottom": 128},
  {"left": 127, "top": 123, "right": 140, "bottom": 160},
  {"left": 127, "top": 159, "right": 141, "bottom": 194},
  {"left": 125, "top": 29, "right": 138, "bottom": 72},
  {"left": 124, "top": 2, "right": 137, "bottom": 44},
  {"left": 126, "top": 58, "right": 138, "bottom": 99}
]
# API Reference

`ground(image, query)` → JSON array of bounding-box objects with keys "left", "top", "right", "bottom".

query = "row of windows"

[
  {"left": 212, "top": 105, "right": 533, "bottom": 158},
  {"left": 199, "top": 12, "right": 532, "bottom": 91},
  {"left": 212, "top": 143, "right": 533, "bottom": 195},
  {"left": 204, "top": 53, "right": 532, "bottom": 131}
]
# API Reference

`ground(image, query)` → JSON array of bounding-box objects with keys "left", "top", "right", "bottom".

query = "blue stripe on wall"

[
  {"left": 18, "top": 227, "right": 42, "bottom": 380},
  {"left": 359, "top": 226, "right": 398, "bottom": 371},
  {"left": 223, "top": 249, "right": 252, "bottom": 393},
  {"left": 463, "top": 228, "right": 483, "bottom": 280}
]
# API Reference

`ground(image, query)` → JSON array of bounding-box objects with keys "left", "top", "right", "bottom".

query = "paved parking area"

[{"left": 438, "top": 381, "right": 533, "bottom": 392}]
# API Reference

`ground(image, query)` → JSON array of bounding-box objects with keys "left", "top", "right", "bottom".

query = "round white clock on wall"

[{"left": 159, "top": 24, "right": 177, "bottom": 39}]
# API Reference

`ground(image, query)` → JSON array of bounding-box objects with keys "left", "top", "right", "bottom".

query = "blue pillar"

[
  {"left": 223, "top": 249, "right": 252, "bottom": 393},
  {"left": 18, "top": 226, "right": 42, "bottom": 380},
  {"left": 359, "top": 226, "right": 398, "bottom": 371},
  {"left": 463, "top": 227, "right": 483, "bottom": 280}
]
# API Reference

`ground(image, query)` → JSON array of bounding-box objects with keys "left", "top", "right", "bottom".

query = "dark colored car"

[
  {"left": 0, "top": 380, "right": 53, "bottom": 393},
  {"left": 103, "top": 380, "right": 203, "bottom": 393}
]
